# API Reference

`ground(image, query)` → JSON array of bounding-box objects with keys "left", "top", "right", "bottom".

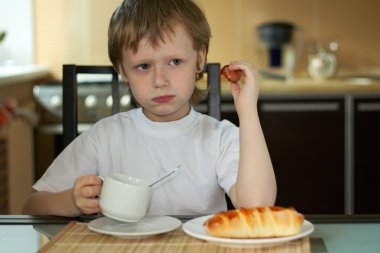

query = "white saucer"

[
  {"left": 88, "top": 215, "right": 181, "bottom": 238},
  {"left": 183, "top": 215, "right": 314, "bottom": 248}
]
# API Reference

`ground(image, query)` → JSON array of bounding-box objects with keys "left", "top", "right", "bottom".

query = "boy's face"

[{"left": 119, "top": 23, "right": 206, "bottom": 122}]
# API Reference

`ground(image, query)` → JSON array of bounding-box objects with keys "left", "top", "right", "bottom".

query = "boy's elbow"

[
  {"left": 230, "top": 185, "right": 277, "bottom": 209},
  {"left": 21, "top": 190, "right": 38, "bottom": 215},
  {"left": 22, "top": 200, "right": 32, "bottom": 215}
]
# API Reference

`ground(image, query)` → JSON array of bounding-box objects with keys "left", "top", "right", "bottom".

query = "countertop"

[
  {"left": 216, "top": 77, "right": 380, "bottom": 97},
  {"left": 195, "top": 77, "right": 380, "bottom": 99},
  {"left": 215, "top": 67, "right": 380, "bottom": 96},
  {"left": 0, "top": 64, "right": 51, "bottom": 87},
  {"left": 259, "top": 77, "right": 380, "bottom": 94}
]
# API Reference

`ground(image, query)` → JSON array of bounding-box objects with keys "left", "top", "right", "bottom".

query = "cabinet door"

[
  {"left": 258, "top": 97, "right": 345, "bottom": 214},
  {"left": 354, "top": 97, "right": 380, "bottom": 214}
]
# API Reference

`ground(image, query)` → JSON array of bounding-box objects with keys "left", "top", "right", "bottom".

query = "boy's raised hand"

[
  {"left": 72, "top": 175, "right": 102, "bottom": 215},
  {"left": 225, "top": 61, "right": 261, "bottom": 115}
]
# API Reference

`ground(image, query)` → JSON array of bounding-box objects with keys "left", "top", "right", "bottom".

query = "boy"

[{"left": 23, "top": 0, "right": 276, "bottom": 216}]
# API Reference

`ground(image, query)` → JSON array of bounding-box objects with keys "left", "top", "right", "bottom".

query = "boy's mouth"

[{"left": 152, "top": 95, "right": 175, "bottom": 104}]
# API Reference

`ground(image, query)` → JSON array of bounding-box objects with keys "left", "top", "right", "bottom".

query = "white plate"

[
  {"left": 88, "top": 215, "right": 181, "bottom": 238},
  {"left": 182, "top": 215, "right": 314, "bottom": 248}
]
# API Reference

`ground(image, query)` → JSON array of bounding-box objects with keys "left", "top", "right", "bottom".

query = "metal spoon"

[{"left": 149, "top": 164, "right": 181, "bottom": 187}]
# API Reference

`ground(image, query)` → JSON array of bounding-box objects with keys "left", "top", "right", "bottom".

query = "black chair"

[{"left": 62, "top": 63, "right": 221, "bottom": 147}]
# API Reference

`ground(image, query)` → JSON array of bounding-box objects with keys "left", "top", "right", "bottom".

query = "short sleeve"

[{"left": 32, "top": 126, "right": 99, "bottom": 192}]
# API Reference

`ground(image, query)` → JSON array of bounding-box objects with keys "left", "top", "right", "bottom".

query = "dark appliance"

[{"left": 33, "top": 74, "right": 134, "bottom": 179}]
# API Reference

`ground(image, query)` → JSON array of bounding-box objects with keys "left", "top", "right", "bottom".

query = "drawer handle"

[
  {"left": 260, "top": 102, "right": 340, "bottom": 112},
  {"left": 357, "top": 103, "right": 380, "bottom": 112}
]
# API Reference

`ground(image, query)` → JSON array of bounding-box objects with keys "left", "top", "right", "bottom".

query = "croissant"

[{"left": 203, "top": 207, "right": 304, "bottom": 238}]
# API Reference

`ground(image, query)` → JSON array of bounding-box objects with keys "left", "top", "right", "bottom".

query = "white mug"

[{"left": 99, "top": 174, "right": 152, "bottom": 222}]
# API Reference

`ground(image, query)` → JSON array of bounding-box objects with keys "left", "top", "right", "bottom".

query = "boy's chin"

[{"left": 143, "top": 106, "right": 189, "bottom": 122}]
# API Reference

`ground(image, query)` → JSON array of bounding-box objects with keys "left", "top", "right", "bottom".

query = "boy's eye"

[
  {"left": 169, "top": 59, "right": 182, "bottom": 66},
  {"left": 137, "top": 64, "right": 150, "bottom": 71}
]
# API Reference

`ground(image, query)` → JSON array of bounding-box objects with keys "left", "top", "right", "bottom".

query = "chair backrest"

[
  {"left": 62, "top": 63, "right": 221, "bottom": 148},
  {"left": 62, "top": 65, "right": 120, "bottom": 147},
  {"left": 205, "top": 63, "right": 221, "bottom": 121}
]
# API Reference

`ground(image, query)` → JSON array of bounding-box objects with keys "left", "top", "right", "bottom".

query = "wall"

[
  {"left": 199, "top": 0, "right": 380, "bottom": 70},
  {"left": 34, "top": 0, "right": 380, "bottom": 79},
  {"left": 0, "top": 0, "right": 34, "bottom": 66},
  {"left": 34, "top": 0, "right": 120, "bottom": 79}
]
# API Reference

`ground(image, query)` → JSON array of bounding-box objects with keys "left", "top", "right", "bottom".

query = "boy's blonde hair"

[{"left": 108, "top": 0, "right": 211, "bottom": 103}]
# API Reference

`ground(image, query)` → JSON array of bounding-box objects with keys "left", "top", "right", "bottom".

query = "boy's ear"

[
  {"left": 117, "top": 64, "right": 129, "bottom": 83},
  {"left": 196, "top": 45, "right": 207, "bottom": 72}
]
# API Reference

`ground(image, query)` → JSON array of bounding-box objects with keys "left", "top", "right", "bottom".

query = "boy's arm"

[
  {"left": 22, "top": 175, "right": 102, "bottom": 216},
  {"left": 226, "top": 62, "right": 277, "bottom": 208},
  {"left": 22, "top": 190, "right": 81, "bottom": 216}
]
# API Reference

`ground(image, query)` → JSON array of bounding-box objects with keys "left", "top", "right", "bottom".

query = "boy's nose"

[{"left": 153, "top": 67, "right": 168, "bottom": 88}]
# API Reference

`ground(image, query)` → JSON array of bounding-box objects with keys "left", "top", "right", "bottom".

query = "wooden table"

[{"left": 39, "top": 221, "right": 310, "bottom": 253}]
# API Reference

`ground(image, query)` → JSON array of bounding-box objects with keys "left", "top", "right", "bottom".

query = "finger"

[
  {"left": 227, "top": 64, "right": 255, "bottom": 85},
  {"left": 76, "top": 175, "right": 102, "bottom": 188},
  {"left": 78, "top": 198, "right": 101, "bottom": 215},
  {"left": 80, "top": 184, "right": 102, "bottom": 198}
]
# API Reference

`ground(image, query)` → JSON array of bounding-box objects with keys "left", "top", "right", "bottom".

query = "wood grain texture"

[{"left": 39, "top": 221, "right": 310, "bottom": 253}]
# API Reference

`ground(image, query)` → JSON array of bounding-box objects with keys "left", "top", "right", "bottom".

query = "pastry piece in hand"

[
  {"left": 220, "top": 65, "right": 242, "bottom": 82},
  {"left": 204, "top": 207, "right": 304, "bottom": 238}
]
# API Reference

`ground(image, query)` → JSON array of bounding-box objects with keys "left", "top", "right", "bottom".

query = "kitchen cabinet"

[
  {"left": 0, "top": 65, "right": 51, "bottom": 214},
  {"left": 257, "top": 96, "right": 345, "bottom": 214},
  {"left": 218, "top": 92, "right": 380, "bottom": 214},
  {"left": 353, "top": 95, "right": 380, "bottom": 214},
  {"left": 215, "top": 95, "right": 346, "bottom": 214},
  {"left": 0, "top": 118, "right": 34, "bottom": 214}
]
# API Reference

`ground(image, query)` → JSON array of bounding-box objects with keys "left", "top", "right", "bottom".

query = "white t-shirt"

[{"left": 33, "top": 107, "right": 240, "bottom": 215}]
